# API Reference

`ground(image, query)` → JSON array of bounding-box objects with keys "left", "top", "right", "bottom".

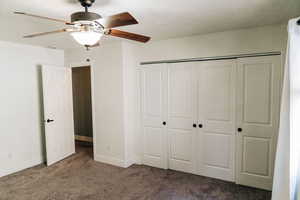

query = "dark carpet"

[{"left": 0, "top": 145, "right": 271, "bottom": 200}]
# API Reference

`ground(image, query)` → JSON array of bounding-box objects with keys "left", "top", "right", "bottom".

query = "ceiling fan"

[{"left": 14, "top": 0, "right": 151, "bottom": 49}]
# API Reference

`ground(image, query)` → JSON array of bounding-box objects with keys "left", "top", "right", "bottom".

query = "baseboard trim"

[
  {"left": 0, "top": 157, "right": 43, "bottom": 178},
  {"left": 132, "top": 155, "right": 142, "bottom": 165},
  {"left": 126, "top": 154, "right": 142, "bottom": 166},
  {"left": 94, "top": 154, "right": 127, "bottom": 168},
  {"left": 75, "top": 135, "right": 93, "bottom": 142},
  {"left": 124, "top": 158, "right": 136, "bottom": 168}
]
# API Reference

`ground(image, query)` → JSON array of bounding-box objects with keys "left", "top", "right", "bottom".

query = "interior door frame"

[{"left": 69, "top": 61, "right": 97, "bottom": 159}]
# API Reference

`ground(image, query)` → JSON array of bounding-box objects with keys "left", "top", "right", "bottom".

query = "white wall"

[
  {"left": 0, "top": 41, "right": 64, "bottom": 177},
  {"left": 287, "top": 18, "right": 300, "bottom": 200},
  {"left": 125, "top": 24, "right": 287, "bottom": 62},
  {"left": 272, "top": 40, "right": 290, "bottom": 200},
  {"left": 65, "top": 42, "right": 126, "bottom": 166},
  {"left": 122, "top": 42, "right": 142, "bottom": 166}
]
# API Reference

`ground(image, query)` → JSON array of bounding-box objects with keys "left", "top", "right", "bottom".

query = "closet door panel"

[
  {"left": 141, "top": 65, "right": 167, "bottom": 169},
  {"left": 197, "top": 60, "right": 236, "bottom": 182},
  {"left": 168, "top": 129, "right": 194, "bottom": 171},
  {"left": 203, "top": 133, "right": 231, "bottom": 168},
  {"left": 167, "top": 63, "right": 197, "bottom": 173},
  {"left": 236, "top": 56, "right": 281, "bottom": 190}
]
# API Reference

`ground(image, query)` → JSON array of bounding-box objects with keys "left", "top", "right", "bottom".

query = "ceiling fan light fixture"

[
  {"left": 15, "top": 0, "right": 150, "bottom": 49},
  {"left": 70, "top": 31, "right": 103, "bottom": 46}
]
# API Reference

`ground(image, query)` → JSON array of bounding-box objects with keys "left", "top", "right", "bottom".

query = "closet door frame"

[{"left": 138, "top": 55, "right": 282, "bottom": 190}]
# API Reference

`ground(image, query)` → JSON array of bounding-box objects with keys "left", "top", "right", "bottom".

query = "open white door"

[{"left": 42, "top": 65, "right": 75, "bottom": 166}]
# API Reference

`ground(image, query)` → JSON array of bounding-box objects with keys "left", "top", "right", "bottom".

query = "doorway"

[{"left": 71, "top": 66, "right": 93, "bottom": 157}]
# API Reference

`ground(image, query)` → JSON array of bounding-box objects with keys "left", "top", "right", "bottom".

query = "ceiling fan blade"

[
  {"left": 107, "top": 29, "right": 150, "bottom": 43},
  {"left": 23, "top": 29, "right": 72, "bottom": 38},
  {"left": 14, "top": 12, "right": 74, "bottom": 25},
  {"left": 98, "top": 12, "right": 138, "bottom": 28}
]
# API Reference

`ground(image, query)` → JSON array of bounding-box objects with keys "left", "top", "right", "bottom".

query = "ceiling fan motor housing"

[
  {"left": 78, "top": 0, "right": 95, "bottom": 7},
  {"left": 71, "top": 12, "right": 101, "bottom": 23}
]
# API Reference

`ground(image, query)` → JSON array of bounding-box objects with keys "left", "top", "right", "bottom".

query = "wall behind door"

[{"left": 0, "top": 41, "right": 64, "bottom": 177}]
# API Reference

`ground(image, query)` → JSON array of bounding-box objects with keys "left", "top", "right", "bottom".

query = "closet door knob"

[
  {"left": 193, "top": 124, "right": 197, "bottom": 128},
  {"left": 237, "top": 128, "right": 242, "bottom": 132},
  {"left": 198, "top": 124, "right": 203, "bottom": 128},
  {"left": 46, "top": 119, "right": 54, "bottom": 123},
  {"left": 162, "top": 121, "right": 166, "bottom": 126}
]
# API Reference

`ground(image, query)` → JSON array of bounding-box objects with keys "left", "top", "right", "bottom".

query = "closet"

[{"left": 140, "top": 55, "right": 281, "bottom": 190}]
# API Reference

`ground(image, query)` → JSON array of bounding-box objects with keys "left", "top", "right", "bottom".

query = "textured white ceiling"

[{"left": 0, "top": 0, "right": 299, "bottom": 49}]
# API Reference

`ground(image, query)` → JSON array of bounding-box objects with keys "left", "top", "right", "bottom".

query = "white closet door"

[
  {"left": 141, "top": 65, "right": 168, "bottom": 169},
  {"left": 167, "top": 63, "right": 197, "bottom": 173},
  {"left": 197, "top": 60, "right": 236, "bottom": 182},
  {"left": 236, "top": 56, "right": 281, "bottom": 190}
]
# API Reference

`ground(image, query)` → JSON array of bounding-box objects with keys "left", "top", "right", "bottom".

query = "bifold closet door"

[
  {"left": 141, "top": 64, "right": 168, "bottom": 169},
  {"left": 236, "top": 56, "right": 281, "bottom": 190},
  {"left": 197, "top": 60, "right": 236, "bottom": 182},
  {"left": 167, "top": 63, "right": 197, "bottom": 173}
]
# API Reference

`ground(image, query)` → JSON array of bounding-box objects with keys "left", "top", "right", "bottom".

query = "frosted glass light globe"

[{"left": 70, "top": 31, "right": 102, "bottom": 46}]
